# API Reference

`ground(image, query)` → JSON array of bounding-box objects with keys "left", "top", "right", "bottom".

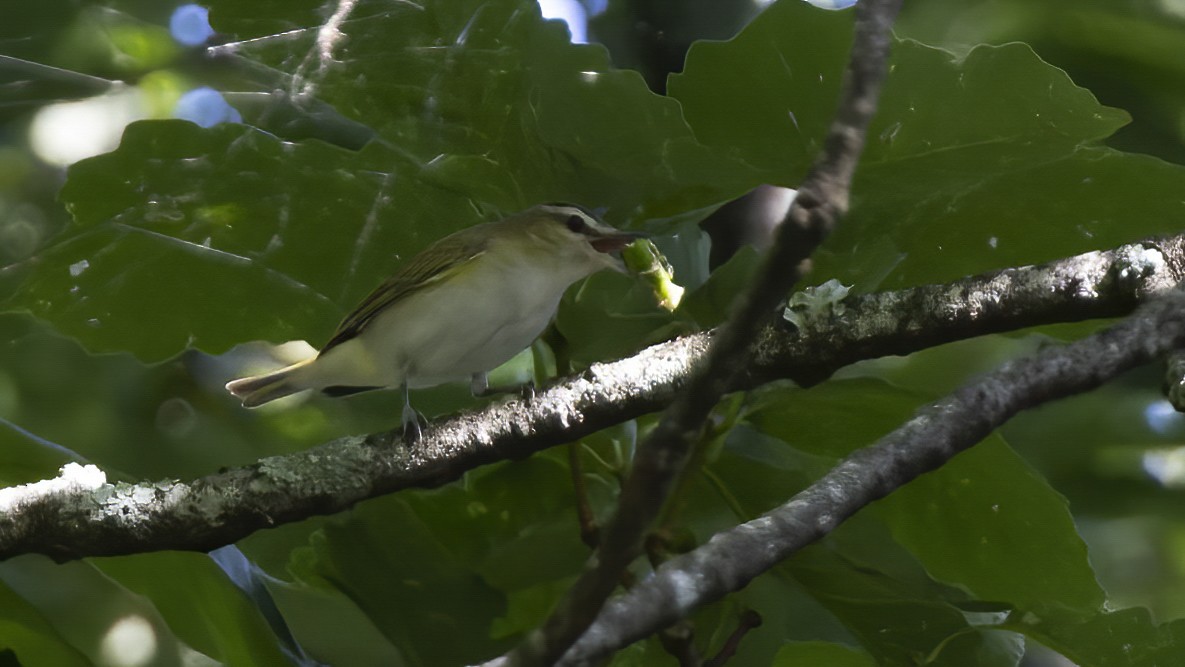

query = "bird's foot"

[
  {"left": 471, "top": 372, "right": 536, "bottom": 400},
  {"left": 470, "top": 372, "right": 490, "bottom": 397},
  {"left": 401, "top": 405, "right": 428, "bottom": 444},
  {"left": 518, "top": 381, "right": 537, "bottom": 400}
]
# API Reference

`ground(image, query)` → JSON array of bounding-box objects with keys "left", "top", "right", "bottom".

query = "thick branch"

[
  {"left": 557, "top": 286, "right": 1185, "bottom": 666},
  {"left": 501, "top": 1, "right": 902, "bottom": 664},
  {"left": 0, "top": 235, "right": 1181, "bottom": 562}
]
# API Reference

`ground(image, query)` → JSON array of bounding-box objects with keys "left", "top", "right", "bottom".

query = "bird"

[{"left": 225, "top": 203, "right": 646, "bottom": 440}]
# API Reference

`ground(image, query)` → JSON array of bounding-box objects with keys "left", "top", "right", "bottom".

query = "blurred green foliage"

[{"left": 2, "top": 0, "right": 1185, "bottom": 665}]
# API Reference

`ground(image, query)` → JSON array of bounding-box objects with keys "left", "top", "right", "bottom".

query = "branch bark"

[
  {"left": 555, "top": 286, "right": 1185, "bottom": 666},
  {"left": 0, "top": 235, "right": 1181, "bottom": 562}
]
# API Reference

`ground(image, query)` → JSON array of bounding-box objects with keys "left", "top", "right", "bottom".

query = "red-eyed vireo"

[{"left": 225, "top": 203, "right": 646, "bottom": 439}]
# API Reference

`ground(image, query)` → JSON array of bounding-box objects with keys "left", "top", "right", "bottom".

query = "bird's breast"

[{"left": 366, "top": 255, "right": 578, "bottom": 385}]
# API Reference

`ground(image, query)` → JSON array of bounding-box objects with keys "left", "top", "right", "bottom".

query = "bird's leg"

[
  {"left": 518, "top": 380, "right": 536, "bottom": 400},
  {"left": 400, "top": 382, "right": 427, "bottom": 443},
  {"left": 470, "top": 372, "right": 489, "bottom": 397},
  {"left": 471, "top": 372, "right": 535, "bottom": 400}
]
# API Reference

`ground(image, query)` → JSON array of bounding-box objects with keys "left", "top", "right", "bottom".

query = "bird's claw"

[{"left": 401, "top": 405, "right": 427, "bottom": 444}]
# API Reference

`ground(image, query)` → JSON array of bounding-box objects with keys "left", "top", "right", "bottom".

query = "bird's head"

[{"left": 500, "top": 203, "right": 648, "bottom": 274}]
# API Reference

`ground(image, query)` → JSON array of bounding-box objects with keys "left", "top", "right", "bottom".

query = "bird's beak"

[{"left": 589, "top": 230, "right": 649, "bottom": 254}]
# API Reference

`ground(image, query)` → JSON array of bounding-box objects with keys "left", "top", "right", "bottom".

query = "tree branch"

[
  {"left": 0, "top": 235, "right": 1181, "bottom": 562},
  {"left": 499, "top": 1, "right": 901, "bottom": 663},
  {"left": 555, "top": 285, "right": 1185, "bottom": 666}
]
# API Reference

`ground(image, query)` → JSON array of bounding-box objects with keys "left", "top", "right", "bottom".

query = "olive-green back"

[{"left": 320, "top": 228, "right": 489, "bottom": 353}]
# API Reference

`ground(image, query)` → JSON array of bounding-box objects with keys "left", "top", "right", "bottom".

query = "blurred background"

[{"left": 2, "top": 2, "right": 1185, "bottom": 665}]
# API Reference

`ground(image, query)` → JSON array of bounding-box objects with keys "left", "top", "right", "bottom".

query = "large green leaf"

[
  {"left": 0, "top": 581, "right": 89, "bottom": 667},
  {"left": 8, "top": 0, "right": 760, "bottom": 361},
  {"left": 0, "top": 421, "right": 84, "bottom": 487},
  {"left": 1000, "top": 607, "right": 1185, "bottom": 666},
  {"left": 787, "top": 546, "right": 1024, "bottom": 667},
  {"left": 264, "top": 577, "right": 407, "bottom": 665},
  {"left": 879, "top": 435, "right": 1103, "bottom": 613},
  {"left": 743, "top": 378, "right": 1105, "bottom": 630},
  {"left": 670, "top": 0, "right": 1185, "bottom": 292},
  {"left": 23, "top": 122, "right": 407, "bottom": 360},
  {"left": 288, "top": 497, "right": 510, "bottom": 666},
  {"left": 773, "top": 641, "right": 876, "bottom": 667},
  {"left": 205, "top": 0, "right": 754, "bottom": 215},
  {"left": 0, "top": 556, "right": 217, "bottom": 665},
  {"left": 92, "top": 552, "right": 292, "bottom": 665},
  {"left": 18, "top": 0, "right": 1185, "bottom": 363},
  {"left": 668, "top": 1, "right": 855, "bottom": 183},
  {"left": 704, "top": 430, "right": 1024, "bottom": 665},
  {"left": 286, "top": 453, "right": 598, "bottom": 665}
]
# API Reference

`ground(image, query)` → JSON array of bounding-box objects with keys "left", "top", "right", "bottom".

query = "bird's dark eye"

[{"left": 566, "top": 215, "right": 586, "bottom": 233}]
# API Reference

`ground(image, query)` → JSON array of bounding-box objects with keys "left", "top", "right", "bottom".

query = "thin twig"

[
  {"left": 568, "top": 443, "right": 600, "bottom": 549},
  {"left": 543, "top": 327, "right": 602, "bottom": 549},
  {"left": 656, "top": 622, "right": 701, "bottom": 666},
  {"left": 703, "top": 610, "right": 763, "bottom": 667}
]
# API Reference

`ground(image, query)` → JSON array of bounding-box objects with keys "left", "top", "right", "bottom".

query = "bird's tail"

[{"left": 225, "top": 358, "right": 316, "bottom": 408}]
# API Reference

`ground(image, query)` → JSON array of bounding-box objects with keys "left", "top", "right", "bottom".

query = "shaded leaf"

[
  {"left": 0, "top": 581, "right": 89, "bottom": 667},
  {"left": 671, "top": 1, "right": 1185, "bottom": 294},
  {"left": 1002, "top": 606, "right": 1185, "bottom": 667},
  {"left": 93, "top": 551, "right": 294, "bottom": 665},
  {"left": 881, "top": 436, "right": 1104, "bottom": 614},
  {"left": 0, "top": 556, "right": 217, "bottom": 666},
  {"left": 15, "top": 0, "right": 761, "bottom": 361},
  {"left": 773, "top": 641, "right": 876, "bottom": 667},
  {"left": 744, "top": 379, "right": 1103, "bottom": 631}
]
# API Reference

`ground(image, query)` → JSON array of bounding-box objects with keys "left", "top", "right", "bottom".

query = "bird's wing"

[{"left": 320, "top": 231, "right": 488, "bottom": 353}]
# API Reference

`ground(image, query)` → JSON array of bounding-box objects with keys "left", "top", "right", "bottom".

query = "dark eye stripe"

[{"left": 566, "top": 214, "right": 586, "bottom": 233}]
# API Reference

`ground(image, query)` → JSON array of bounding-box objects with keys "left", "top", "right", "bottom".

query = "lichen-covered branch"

[
  {"left": 753, "top": 236, "right": 1185, "bottom": 386},
  {"left": 556, "top": 286, "right": 1185, "bottom": 666},
  {"left": 0, "top": 235, "right": 1182, "bottom": 562}
]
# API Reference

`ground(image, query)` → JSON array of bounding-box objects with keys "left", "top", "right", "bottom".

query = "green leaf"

[
  {"left": 92, "top": 552, "right": 292, "bottom": 665},
  {"left": 0, "top": 581, "right": 89, "bottom": 667},
  {"left": 773, "top": 641, "right": 876, "bottom": 667},
  {"left": 0, "top": 556, "right": 217, "bottom": 665},
  {"left": 676, "top": 245, "right": 760, "bottom": 329},
  {"left": 704, "top": 432, "right": 1024, "bottom": 665},
  {"left": 289, "top": 497, "right": 510, "bottom": 666},
  {"left": 671, "top": 1, "right": 1185, "bottom": 293},
  {"left": 743, "top": 378, "right": 1103, "bottom": 630},
  {"left": 20, "top": 122, "right": 399, "bottom": 360},
  {"left": 1001, "top": 607, "right": 1185, "bottom": 666},
  {"left": 286, "top": 455, "right": 595, "bottom": 664},
  {"left": 668, "top": 2, "right": 855, "bottom": 183},
  {"left": 14, "top": 0, "right": 761, "bottom": 361},
  {"left": 489, "top": 578, "right": 573, "bottom": 640},
  {"left": 0, "top": 420, "right": 83, "bottom": 487},
  {"left": 556, "top": 271, "right": 679, "bottom": 366},
  {"left": 263, "top": 578, "right": 407, "bottom": 666},
  {"left": 744, "top": 378, "right": 926, "bottom": 459},
  {"left": 206, "top": 0, "right": 756, "bottom": 217},
  {"left": 879, "top": 436, "right": 1104, "bottom": 613},
  {"left": 787, "top": 547, "right": 1024, "bottom": 667}
]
